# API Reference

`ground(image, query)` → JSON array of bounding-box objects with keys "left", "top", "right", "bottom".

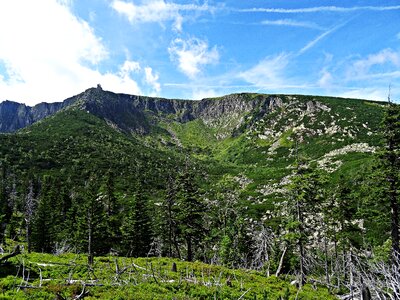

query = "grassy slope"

[
  {"left": 148, "top": 95, "right": 384, "bottom": 197},
  {"left": 0, "top": 250, "right": 336, "bottom": 300}
]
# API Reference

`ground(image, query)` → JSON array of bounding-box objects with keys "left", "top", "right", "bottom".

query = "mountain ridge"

[
  {"left": 0, "top": 96, "right": 77, "bottom": 133},
  {"left": 0, "top": 86, "right": 385, "bottom": 184},
  {"left": 0, "top": 86, "right": 385, "bottom": 183},
  {"left": 0, "top": 86, "right": 382, "bottom": 134}
]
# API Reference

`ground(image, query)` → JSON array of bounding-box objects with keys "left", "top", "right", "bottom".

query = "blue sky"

[{"left": 0, "top": 0, "right": 399, "bottom": 105}]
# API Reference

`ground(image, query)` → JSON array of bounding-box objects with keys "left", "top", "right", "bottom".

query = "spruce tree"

[
  {"left": 32, "top": 176, "right": 55, "bottom": 252},
  {"left": 121, "top": 181, "right": 152, "bottom": 257},
  {"left": 101, "top": 171, "right": 121, "bottom": 252},
  {"left": 287, "top": 160, "right": 325, "bottom": 285},
  {"left": 0, "top": 163, "right": 8, "bottom": 244},
  {"left": 75, "top": 175, "right": 108, "bottom": 264},
  {"left": 175, "top": 163, "right": 206, "bottom": 262},
  {"left": 159, "top": 174, "right": 179, "bottom": 258},
  {"left": 380, "top": 99, "right": 400, "bottom": 263},
  {"left": 325, "top": 176, "right": 362, "bottom": 250},
  {"left": 212, "top": 174, "right": 246, "bottom": 267}
]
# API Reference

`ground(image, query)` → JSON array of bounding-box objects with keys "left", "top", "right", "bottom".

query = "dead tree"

[
  {"left": 25, "top": 182, "right": 36, "bottom": 253},
  {"left": 0, "top": 245, "right": 20, "bottom": 263}
]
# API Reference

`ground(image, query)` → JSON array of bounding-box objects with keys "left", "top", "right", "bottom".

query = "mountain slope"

[
  {"left": 0, "top": 87, "right": 385, "bottom": 214},
  {"left": 0, "top": 88, "right": 391, "bottom": 299},
  {"left": 0, "top": 87, "right": 385, "bottom": 180}
]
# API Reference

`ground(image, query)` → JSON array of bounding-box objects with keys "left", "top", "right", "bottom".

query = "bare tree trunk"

[
  {"left": 299, "top": 238, "right": 306, "bottom": 285},
  {"left": 26, "top": 224, "right": 31, "bottom": 253},
  {"left": 334, "top": 239, "right": 340, "bottom": 289},
  {"left": 88, "top": 212, "right": 93, "bottom": 265},
  {"left": 166, "top": 196, "right": 173, "bottom": 258},
  {"left": 297, "top": 198, "right": 306, "bottom": 285},
  {"left": 361, "top": 283, "right": 372, "bottom": 300},
  {"left": 173, "top": 233, "right": 181, "bottom": 259},
  {"left": 275, "top": 246, "right": 287, "bottom": 277},
  {"left": 187, "top": 236, "right": 193, "bottom": 262},
  {"left": 349, "top": 250, "right": 354, "bottom": 300},
  {"left": 343, "top": 247, "right": 347, "bottom": 283},
  {"left": 25, "top": 182, "right": 36, "bottom": 254},
  {"left": 389, "top": 176, "right": 399, "bottom": 264},
  {"left": 324, "top": 235, "right": 330, "bottom": 285},
  {"left": 168, "top": 217, "right": 172, "bottom": 257},
  {"left": 0, "top": 245, "right": 20, "bottom": 263}
]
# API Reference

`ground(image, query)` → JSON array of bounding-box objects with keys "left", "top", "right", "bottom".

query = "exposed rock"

[
  {"left": 306, "top": 100, "right": 331, "bottom": 113},
  {"left": 0, "top": 98, "right": 76, "bottom": 132},
  {"left": 318, "top": 143, "right": 376, "bottom": 172},
  {"left": 323, "top": 143, "right": 376, "bottom": 157}
]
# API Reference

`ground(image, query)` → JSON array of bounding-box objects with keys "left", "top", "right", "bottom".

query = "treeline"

[{"left": 0, "top": 102, "right": 399, "bottom": 298}]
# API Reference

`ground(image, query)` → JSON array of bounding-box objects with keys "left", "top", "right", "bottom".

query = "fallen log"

[{"left": 0, "top": 245, "right": 21, "bottom": 263}]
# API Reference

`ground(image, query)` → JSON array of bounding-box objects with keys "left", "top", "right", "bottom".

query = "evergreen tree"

[
  {"left": 75, "top": 176, "right": 108, "bottom": 264},
  {"left": 55, "top": 180, "right": 73, "bottom": 244},
  {"left": 175, "top": 163, "right": 206, "bottom": 262},
  {"left": 0, "top": 163, "right": 14, "bottom": 245},
  {"left": 158, "top": 174, "right": 179, "bottom": 258},
  {"left": 286, "top": 160, "right": 326, "bottom": 285},
  {"left": 121, "top": 181, "right": 152, "bottom": 257},
  {"left": 101, "top": 171, "right": 121, "bottom": 252},
  {"left": 24, "top": 180, "right": 37, "bottom": 253},
  {"left": 31, "top": 176, "right": 69, "bottom": 252},
  {"left": 0, "top": 163, "right": 8, "bottom": 244},
  {"left": 325, "top": 176, "right": 362, "bottom": 250},
  {"left": 211, "top": 174, "right": 248, "bottom": 267},
  {"left": 380, "top": 100, "right": 400, "bottom": 263},
  {"left": 324, "top": 176, "right": 363, "bottom": 289},
  {"left": 5, "top": 181, "right": 18, "bottom": 241},
  {"left": 32, "top": 176, "right": 55, "bottom": 252}
]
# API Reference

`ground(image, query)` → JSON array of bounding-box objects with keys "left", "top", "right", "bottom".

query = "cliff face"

[
  {"left": 69, "top": 87, "right": 281, "bottom": 135},
  {"left": 0, "top": 86, "right": 330, "bottom": 137},
  {"left": 0, "top": 101, "right": 29, "bottom": 132},
  {"left": 0, "top": 97, "right": 76, "bottom": 133}
]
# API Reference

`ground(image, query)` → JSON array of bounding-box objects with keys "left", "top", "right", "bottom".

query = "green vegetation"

[
  {"left": 0, "top": 246, "right": 336, "bottom": 300},
  {"left": 0, "top": 90, "right": 396, "bottom": 298}
]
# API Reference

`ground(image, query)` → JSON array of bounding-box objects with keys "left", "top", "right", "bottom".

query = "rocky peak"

[{"left": 0, "top": 97, "right": 77, "bottom": 133}]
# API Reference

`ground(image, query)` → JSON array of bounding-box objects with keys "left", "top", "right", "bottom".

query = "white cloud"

[
  {"left": 0, "top": 0, "right": 143, "bottom": 105},
  {"left": 237, "top": 5, "right": 400, "bottom": 13},
  {"left": 339, "top": 88, "right": 388, "bottom": 101},
  {"left": 261, "top": 19, "right": 323, "bottom": 30},
  {"left": 111, "top": 0, "right": 214, "bottom": 32},
  {"left": 298, "top": 21, "right": 347, "bottom": 55},
  {"left": 168, "top": 37, "right": 219, "bottom": 79},
  {"left": 192, "top": 88, "right": 218, "bottom": 100},
  {"left": 239, "top": 53, "right": 290, "bottom": 88},
  {"left": 144, "top": 67, "right": 161, "bottom": 94},
  {"left": 347, "top": 49, "right": 400, "bottom": 80},
  {"left": 318, "top": 70, "right": 333, "bottom": 88},
  {"left": 397, "top": 32, "right": 400, "bottom": 39},
  {"left": 119, "top": 60, "right": 141, "bottom": 78}
]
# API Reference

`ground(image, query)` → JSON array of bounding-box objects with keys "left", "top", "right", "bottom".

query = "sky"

[{"left": 0, "top": 0, "right": 399, "bottom": 105}]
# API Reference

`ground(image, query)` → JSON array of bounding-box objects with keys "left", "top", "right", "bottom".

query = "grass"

[{"left": 0, "top": 249, "right": 337, "bottom": 300}]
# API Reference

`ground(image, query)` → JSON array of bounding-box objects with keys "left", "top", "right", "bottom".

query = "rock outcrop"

[{"left": 0, "top": 97, "right": 76, "bottom": 132}]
